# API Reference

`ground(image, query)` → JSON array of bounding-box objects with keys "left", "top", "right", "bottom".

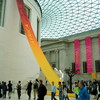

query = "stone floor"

[
  {"left": 0, "top": 90, "right": 98, "bottom": 100},
  {"left": 0, "top": 93, "right": 75, "bottom": 100}
]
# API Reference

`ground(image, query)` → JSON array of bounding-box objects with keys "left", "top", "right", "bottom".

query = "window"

[
  {"left": 52, "top": 63, "right": 56, "bottom": 69},
  {"left": 95, "top": 60, "right": 100, "bottom": 72},
  {"left": 83, "top": 61, "right": 87, "bottom": 73},
  {"left": 0, "top": 0, "right": 6, "bottom": 26},
  {"left": 19, "top": 6, "right": 30, "bottom": 35},
  {"left": 37, "top": 18, "right": 40, "bottom": 41},
  {"left": 72, "top": 63, "right": 75, "bottom": 73}
]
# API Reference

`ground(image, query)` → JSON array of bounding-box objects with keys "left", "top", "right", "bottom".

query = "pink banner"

[
  {"left": 85, "top": 37, "right": 93, "bottom": 73},
  {"left": 98, "top": 34, "right": 100, "bottom": 56},
  {"left": 74, "top": 39, "right": 80, "bottom": 73}
]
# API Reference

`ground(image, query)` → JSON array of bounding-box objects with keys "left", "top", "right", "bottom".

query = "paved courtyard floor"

[{"left": 0, "top": 90, "right": 98, "bottom": 100}]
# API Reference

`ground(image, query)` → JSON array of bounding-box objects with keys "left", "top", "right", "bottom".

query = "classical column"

[
  {"left": 55, "top": 50, "right": 59, "bottom": 70},
  {"left": 59, "top": 49, "right": 67, "bottom": 81},
  {"left": 46, "top": 51, "right": 50, "bottom": 62}
]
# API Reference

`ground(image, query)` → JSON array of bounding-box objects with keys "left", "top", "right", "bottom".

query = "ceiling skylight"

[{"left": 37, "top": 0, "right": 100, "bottom": 38}]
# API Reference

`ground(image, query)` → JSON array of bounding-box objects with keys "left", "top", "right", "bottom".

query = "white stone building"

[
  {"left": 41, "top": 29, "right": 100, "bottom": 81},
  {"left": 0, "top": 0, "right": 41, "bottom": 83}
]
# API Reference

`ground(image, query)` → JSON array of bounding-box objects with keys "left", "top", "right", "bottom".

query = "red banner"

[
  {"left": 98, "top": 34, "right": 100, "bottom": 57},
  {"left": 74, "top": 39, "right": 80, "bottom": 73},
  {"left": 85, "top": 37, "right": 93, "bottom": 73}
]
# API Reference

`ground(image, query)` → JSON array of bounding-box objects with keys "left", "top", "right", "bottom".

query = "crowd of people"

[
  {"left": 0, "top": 79, "right": 100, "bottom": 100},
  {"left": 51, "top": 79, "right": 100, "bottom": 100},
  {"left": 26, "top": 79, "right": 47, "bottom": 100},
  {"left": 0, "top": 81, "right": 12, "bottom": 99},
  {"left": 73, "top": 80, "right": 100, "bottom": 100},
  {"left": 0, "top": 79, "right": 47, "bottom": 100}
]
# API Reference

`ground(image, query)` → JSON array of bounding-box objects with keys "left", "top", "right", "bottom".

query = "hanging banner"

[
  {"left": 74, "top": 39, "right": 80, "bottom": 73},
  {"left": 98, "top": 34, "right": 100, "bottom": 57},
  {"left": 85, "top": 37, "right": 93, "bottom": 73},
  {"left": 92, "top": 72, "right": 97, "bottom": 79},
  {"left": 16, "top": 0, "right": 61, "bottom": 86}
]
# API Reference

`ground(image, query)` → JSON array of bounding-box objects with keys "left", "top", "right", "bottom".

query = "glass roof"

[{"left": 37, "top": 0, "right": 100, "bottom": 38}]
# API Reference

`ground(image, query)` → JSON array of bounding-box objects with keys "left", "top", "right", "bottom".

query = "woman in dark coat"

[
  {"left": 26, "top": 81, "right": 32, "bottom": 100},
  {"left": 37, "top": 80, "right": 47, "bottom": 100}
]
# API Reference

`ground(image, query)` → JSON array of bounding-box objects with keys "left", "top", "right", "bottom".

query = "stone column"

[
  {"left": 59, "top": 49, "right": 68, "bottom": 70},
  {"left": 46, "top": 51, "right": 50, "bottom": 63},
  {"left": 55, "top": 50, "right": 59, "bottom": 70},
  {"left": 59, "top": 49, "right": 67, "bottom": 81}
]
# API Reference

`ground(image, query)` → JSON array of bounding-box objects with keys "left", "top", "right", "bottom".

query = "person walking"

[
  {"left": 91, "top": 80, "right": 97, "bottom": 99},
  {"left": 37, "top": 80, "right": 47, "bottom": 100},
  {"left": 26, "top": 80, "right": 32, "bottom": 100},
  {"left": 97, "top": 82, "right": 100, "bottom": 100},
  {"left": 17, "top": 81, "right": 21, "bottom": 100},
  {"left": 1, "top": 81, "right": 4, "bottom": 97},
  {"left": 33, "top": 79, "right": 38, "bottom": 100},
  {"left": 51, "top": 81, "right": 57, "bottom": 100},
  {"left": 57, "top": 81, "right": 63, "bottom": 100},
  {"left": 2, "top": 82, "right": 7, "bottom": 98},
  {"left": 0, "top": 82, "right": 2, "bottom": 98},
  {"left": 73, "top": 83, "right": 79, "bottom": 100},
  {"left": 78, "top": 81, "right": 90, "bottom": 100},
  {"left": 8, "top": 81, "right": 12, "bottom": 99},
  {"left": 62, "top": 82, "right": 69, "bottom": 100}
]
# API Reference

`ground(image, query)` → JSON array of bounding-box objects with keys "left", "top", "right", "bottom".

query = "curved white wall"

[{"left": 0, "top": 0, "right": 41, "bottom": 83}]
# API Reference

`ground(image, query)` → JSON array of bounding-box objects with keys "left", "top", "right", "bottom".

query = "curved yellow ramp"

[{"left": 16, "top": 0, "right": 61, "bottom": 87}]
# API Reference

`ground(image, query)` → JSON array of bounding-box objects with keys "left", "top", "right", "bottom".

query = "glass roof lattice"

[{"left": 37, "top": 0, "right": 100, "bottom": 38}]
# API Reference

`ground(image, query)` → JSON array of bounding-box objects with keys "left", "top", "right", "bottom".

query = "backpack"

[
  {"left": 17, "top": 84, "right": 21, "bottom": 90},
  {"left": 34, "top": 82, "right": 38, "bottom": 89}
]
